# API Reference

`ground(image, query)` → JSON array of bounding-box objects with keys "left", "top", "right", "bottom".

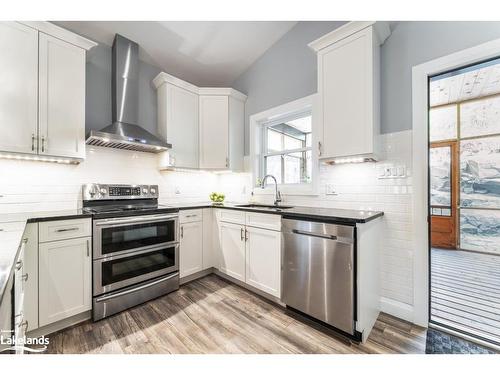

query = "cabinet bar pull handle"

[
  {"left": 245, "top": 229, "right": 249, "bottom": 241},
  {"left": 86, "top": 239, "right": 90, "bottom": 257},
  {"left": 55, "top": 227, "right": 79, "bottom": 233},
  {"left": 240, "top": 227, "right": 244, "bottom": 241},
  {"left": 180, "top": 226, "right": 184, "bottom": 239},
  {"left": 41, "top": 136, "right": 45, "bottom": 152},
  {"left": 31, "top": 134, "right": 35, "bottom": 151},
  {"left": 318, "top": 141, "right": 322, "bottom": 156},
  {"left": 22, "top": 273, "right": 29, "bottom": 282},
  {"left": 15, "top": 260, "right": 23, "bottom": 270}
]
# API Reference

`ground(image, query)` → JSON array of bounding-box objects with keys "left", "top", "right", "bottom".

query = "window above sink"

[{"left": 249, "top": 95, "right": 319, "bottom": 196}]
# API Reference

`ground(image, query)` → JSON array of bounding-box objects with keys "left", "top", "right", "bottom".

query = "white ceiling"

[{"left": 53, "top": 21, "right": 297, "bottom": 86}]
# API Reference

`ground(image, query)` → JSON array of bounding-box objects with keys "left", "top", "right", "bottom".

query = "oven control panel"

[{"left": 82, "top": 184, "right": 159, "bottom": 200}]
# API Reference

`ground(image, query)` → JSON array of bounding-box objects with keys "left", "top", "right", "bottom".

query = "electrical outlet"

[
  {"left": 174, "top": 186, "right": 181, "bottom": 195},
  {"left": 326, "top": 184, "right": 338, "bottom": 195}
]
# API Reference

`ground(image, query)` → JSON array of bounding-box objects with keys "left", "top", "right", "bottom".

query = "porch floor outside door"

[{"left": 431, "top": 247, "right": 500, "bottom": 346}]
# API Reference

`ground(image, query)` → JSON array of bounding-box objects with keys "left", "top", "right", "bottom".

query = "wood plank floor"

[
  {"left": 431, "top": 248, "right": 500, "bottom": 345},
  {"left": 45, "top": 275, "right": 427, "bottom": 354}
]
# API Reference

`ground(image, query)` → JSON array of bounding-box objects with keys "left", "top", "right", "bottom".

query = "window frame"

[{"left": 249, "top": 95, "right": 319, "bottom": 196}]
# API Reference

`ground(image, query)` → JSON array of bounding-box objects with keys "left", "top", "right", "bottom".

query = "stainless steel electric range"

[{"left": 82, "top": 184, "right": 180, "bottom": 321}]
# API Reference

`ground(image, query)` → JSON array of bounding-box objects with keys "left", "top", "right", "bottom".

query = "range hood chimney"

[{"left": 86, "top": 34, "right": 171, "bottom": 153}]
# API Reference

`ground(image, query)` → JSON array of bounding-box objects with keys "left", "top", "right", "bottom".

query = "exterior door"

[
  {"left": 0, "top": 22, "right": 38, "bottom": 154},
  {"left": 430, "top": 140, "right": 458, "bottom": 249}
]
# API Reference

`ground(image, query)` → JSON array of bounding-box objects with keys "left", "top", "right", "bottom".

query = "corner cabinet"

[
  {"left": 199, "top": 89, "right": 246, "bottom": 171},
  {"left": 0, "top": 21, "right": 96, "bottom": 161},
  {"left": 309, "top": 22, "right": 390, "bottom": 162},
  {"left": 154, "top": 74, "right": 200, "bottom": 169},
  {"left": 153, "top": 73, "right": 246, "bottom": 171}
]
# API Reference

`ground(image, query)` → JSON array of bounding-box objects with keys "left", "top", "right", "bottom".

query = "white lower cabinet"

[
  {"left": 217, "top": 212, "right": 282, "bottom": 298},
  {"left": 219, "top": 221, "right": 246, "bottom": 282},
  {"left": 179, "top": 221, "right": 203, "bottom": 278},
  {"left": 245, "top": 226, "right": 281, "bottom": 298},
  {"left": 39, "top": 236, "right": 91, "bottom": 326}
]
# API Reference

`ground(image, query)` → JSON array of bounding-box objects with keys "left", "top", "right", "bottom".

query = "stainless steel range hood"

[{"left": 86, "top": 34, "right": 171, "bottom": 153}]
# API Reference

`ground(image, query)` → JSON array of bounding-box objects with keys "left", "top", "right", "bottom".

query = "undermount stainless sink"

[{"left": 235, "top": 204, "right": 294, "bottom": 210}]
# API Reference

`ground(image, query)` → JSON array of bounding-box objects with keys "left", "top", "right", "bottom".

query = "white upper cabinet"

[
  {"left": 199, "top": 89, "right": 246, "bottom": 171},
  {"left": 309, "top": 22, "right": 390, "bottom": 162},
  {"left": 0, "top": 22, "right": 38, "bottom": 154},
  {"left": 39, "top": 33, "right": 86, "bottom": 159},
  {"left": 199, "top": 95, "right": 229, "bottom": 169},
  {"left": 154, "top": 73, "right": 200, "bottom": 169},
  {"left": 0, "top": 21, "right": 95, "bottom": 160},
  {"left": 154, "top": 72, "right": 246, "bottom": 171}
]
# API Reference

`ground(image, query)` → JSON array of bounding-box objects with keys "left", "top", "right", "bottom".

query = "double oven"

[{"left": 83, "top": 184, "right": 180, "bottom": 321}]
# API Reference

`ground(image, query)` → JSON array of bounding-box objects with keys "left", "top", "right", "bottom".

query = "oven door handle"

[
  {"left": 95, "top": 272, "right": 179, "bottom": 303},
  {"left": 94, "top": 214, "right": 178, "bottom": 226}
]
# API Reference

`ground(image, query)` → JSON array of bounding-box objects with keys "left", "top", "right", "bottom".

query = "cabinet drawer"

[
  {"left": 180, "top": 209, "right": 203, "bottom": 223},
  {"left": 245, "top": 212, "right": 281, "bottom": 231},
  {"left": 39, "top": 218, "right": 91, "bottom": 242},
  {"left": 219, "top": 209, "right": 245, "bottom": 225},
  {"left": 0, "top": 221, "right": 26, "bottom": 233}
]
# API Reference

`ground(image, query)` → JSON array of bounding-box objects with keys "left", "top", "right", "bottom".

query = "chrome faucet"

[{"left": 261, "top": 174, "right": 282, "bottom": 206}]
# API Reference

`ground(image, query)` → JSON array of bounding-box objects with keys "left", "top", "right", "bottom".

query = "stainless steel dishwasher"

[{"left": 282, "top": 218, "right": 355, "bottom": 335}]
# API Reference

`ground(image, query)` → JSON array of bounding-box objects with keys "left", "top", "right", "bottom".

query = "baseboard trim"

[
  {"left": 180, "top": 268, "right": 215, "bottom": 285},
  {"left": 213, "top": 270, "right": 284, "bottom": 306},
  {"left": 27, "top": 310, "right": 91, "bottom": 338},
  {"left": 380, "top": 297, "right": 414, "bottom": 323}
]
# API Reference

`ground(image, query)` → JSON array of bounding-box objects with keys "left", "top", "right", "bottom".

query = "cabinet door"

[
  {"left": 245, "top": 227, "right": 281, "bottom": 297},
  {"left": 202, "top": 208, "right": 216, "bottom": 270},
  {"left": 219, "top": 221, "right": 245, "bottom": 282},
  {"left": 166, "top": 84, "right": 199, "bottom": 168},
  {"left": 23, "top": 223, "right": 38, "bottom": 332},
  {"left": 39, "top": 32, "right": 86, "bottom": 159},
  {"left": 39, "top": 237, "right": 91, "bottom": 326},
  {"left": 0, "top": 22, "right": 38, "bottom": 154},
  {"left": 319, "top": 27, "right": 373, "bottom": 159},
  {"left": 199, "top": 95, "right": 229, "bottom": 169},
  {"left": 179, "top": 221, "right": 203, "bottom": 278}
]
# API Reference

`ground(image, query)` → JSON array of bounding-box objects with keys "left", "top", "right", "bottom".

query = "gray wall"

[
  {"left": 85, "top": 43, "right": 161, "bottom": 136},
  {"left": 233, "top": 21, "right": 500, "bottom": 154},
  {"left": 381, "top": 21, "right": 500, "bottom": 134},
  {"left": 232, "top": 21, "right": 347, "bottom": 154}
]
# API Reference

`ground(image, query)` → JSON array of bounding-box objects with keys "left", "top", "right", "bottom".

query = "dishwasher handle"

[{"left": 292, "top": 229, "right": 337, "bottom": 240}]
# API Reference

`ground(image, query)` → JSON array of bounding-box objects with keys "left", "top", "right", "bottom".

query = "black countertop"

[{"left": 174, "top": 202, "right": 383, "bottom": 224}]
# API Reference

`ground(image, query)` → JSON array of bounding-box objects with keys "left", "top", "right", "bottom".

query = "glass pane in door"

[{"left": 430, "top": 146, "right": 452, "bottom": 207}]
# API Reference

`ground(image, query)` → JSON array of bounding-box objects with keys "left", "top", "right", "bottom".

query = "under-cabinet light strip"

[{"left": 0, "top": 153, "right": 80, "bottom": 164}]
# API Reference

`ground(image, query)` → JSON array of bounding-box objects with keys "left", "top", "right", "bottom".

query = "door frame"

[{"left": 412, "top": 37, "right": 500, "bottom": 327}]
